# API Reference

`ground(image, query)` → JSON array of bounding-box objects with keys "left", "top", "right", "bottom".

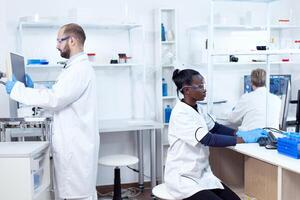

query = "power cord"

[{"left": 127, "top": 166, "right": 151, "bottom": 179}]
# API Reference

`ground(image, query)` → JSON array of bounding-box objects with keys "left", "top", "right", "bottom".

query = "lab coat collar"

[
  {"left": 179, "top": 101, "right": 202, "bottom": 115},
  {"left": 254, "top": 86, "right": 267, "bottom": 93},
  {"left": 65, "top": 52, "right": 87, "bottom": 68}
]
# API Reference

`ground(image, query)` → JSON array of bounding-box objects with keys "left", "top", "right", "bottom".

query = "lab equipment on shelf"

[
  {"left": 162, "top": 78, "right": 168, "bottom": 96},
  {"left": 87, "top": 53, "right": 96, "bottom": 62},
  {"left": 164, "top": 105, "right": 172, "bottom": 123},
  {"left": 27, "top": 59, "right": 49, "bottom": 65},
  {"left": 161, "top": 23, "right": 166, "bottom": 41}
]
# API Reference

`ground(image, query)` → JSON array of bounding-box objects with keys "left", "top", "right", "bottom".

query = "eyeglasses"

[
  {"left": 180, "top": 84, "right": 206, "bottom": 92},
  {"left": 57, "top": 36, "right": 70, "bottom": 44}
]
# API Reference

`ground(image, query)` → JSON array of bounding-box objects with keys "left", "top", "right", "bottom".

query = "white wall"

[{"left": 0, "top": 0, "right": 299, "bottom": 185}]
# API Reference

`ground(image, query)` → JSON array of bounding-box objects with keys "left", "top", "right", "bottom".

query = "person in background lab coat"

[
  {"left": 227, "top": 68, "right": 281, "bottom": 131},
  {"left": 164, "top": 69, "right": 267, "bottom": 200},
  {"left": 5, "top": 23, "right": 99, "bottom": 200}
]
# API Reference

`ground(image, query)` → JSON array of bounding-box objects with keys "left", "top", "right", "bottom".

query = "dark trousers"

[{"left": 184, "top": 183, "right": 241, "bottom": 200}]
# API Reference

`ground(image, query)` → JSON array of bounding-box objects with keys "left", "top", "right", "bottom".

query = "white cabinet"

[
  {"left": 155, "top": 8, "right": 178, "bottom": 148},
  {"left": 0, "top": 142, "right": 51, "bottom": 200}
]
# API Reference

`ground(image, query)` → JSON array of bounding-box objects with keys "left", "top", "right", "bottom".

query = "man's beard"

[{"left": 60, "top": 45, "right": 71, "bottom": 59}]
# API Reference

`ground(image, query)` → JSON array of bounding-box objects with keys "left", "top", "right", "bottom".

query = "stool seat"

[
  {"left": 152, "top": 183, "right": 176, "bottom": 200},
  {"left": 99, "top": 154, "right": 139, "bottom": 167}
]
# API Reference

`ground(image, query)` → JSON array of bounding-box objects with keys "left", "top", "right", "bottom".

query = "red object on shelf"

[
  {"left": 278, "top": 19, "right": 290, "bottom": 23},
  {"left": 282, "top": 58, "right": 290, "bottom": 62},
  {"left": 87, "top": 53, "right": 96, "bottom": 56}
]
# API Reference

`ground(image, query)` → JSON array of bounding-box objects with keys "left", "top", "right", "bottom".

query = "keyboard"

[{"left": 258, "top": 131, "right": 278, "bottom": 149}]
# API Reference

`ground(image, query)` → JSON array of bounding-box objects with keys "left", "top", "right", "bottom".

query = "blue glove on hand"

[
  {"left": 25, "top": 74, "right": 34, "bottom": 88},
  {"left": 5, "top": 75, "right": 17, "bottom": 94},
  {"left": 236, "top": 128, "right": 268, "bottom": 143}
]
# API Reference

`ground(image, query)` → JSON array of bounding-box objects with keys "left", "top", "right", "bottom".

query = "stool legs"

[{"left": 113, "top": 167, "right": 122, "bottom": 200}]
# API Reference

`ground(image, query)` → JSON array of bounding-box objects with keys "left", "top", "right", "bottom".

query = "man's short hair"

[
  {"left": 251, "top": 68, "right": 266, "bottom": 87},
  {"left": 61, "top": 23, "right": 86, "bottom": 46}
]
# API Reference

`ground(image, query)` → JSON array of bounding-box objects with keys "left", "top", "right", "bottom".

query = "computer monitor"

[
  {"left": 279, "top": 81, "right": 291, "bottom": 130},
  {"left": 10, "top": 53, "right": 26, "bottom": 84},
  {"left": 7, "top": 53, "right": 26, "bottom": 117},
  {"left": 244, "top": 74, "right": 291, "bottom": 96}
]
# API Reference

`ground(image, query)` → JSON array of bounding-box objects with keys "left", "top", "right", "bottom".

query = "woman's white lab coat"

[
  {"left": 164, "top": 101, "right": 223, "bottom": 199},
  {"left": 227, "top": 87, "right": 281, "bottom": 131},
  {"left": 10, "top": 53, "right": 99, "bottom": 199}
]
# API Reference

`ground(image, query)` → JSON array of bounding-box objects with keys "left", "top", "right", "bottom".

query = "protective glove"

[
  {"left": 25, "top": 74, "right": 34, "bottom": 88},
  {"left": 236, "top": 128, "right": 268, "bottom": 143},
  {"left": 5, "top": 75, "right": 17, "bottom": 94}
]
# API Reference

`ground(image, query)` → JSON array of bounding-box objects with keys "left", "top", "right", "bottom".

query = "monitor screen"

[
  {"left": 244, "top": 74, "right": 291, "bottom": 96},
  {"left": 10, "top": 53, "right": 25, "bottom": 84}
]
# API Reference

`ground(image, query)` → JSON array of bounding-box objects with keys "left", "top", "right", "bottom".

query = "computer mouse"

[{"left": 265, "top": 144, "right": 277, "bottom": 149}]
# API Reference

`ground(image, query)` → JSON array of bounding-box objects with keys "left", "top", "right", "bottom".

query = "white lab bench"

[
  {"left": 99, "top": 119, "right": 163, "bottom": 189},
  {"left": 210, "top": 143, "right": 300, "bottom": 200},
  {"left": 0, "top": 142, "right": 51, "bottom": 200}
]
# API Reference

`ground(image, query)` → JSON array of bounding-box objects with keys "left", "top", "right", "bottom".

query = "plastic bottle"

[
  {"left": 162, "top": 78, "right": 168, "bottom": 96},
  {"left": 164, "top": 105, "right": 172, "bottom": 123},
  {"left": 161, "top": 23, "right": 166, "bottom": 41}
]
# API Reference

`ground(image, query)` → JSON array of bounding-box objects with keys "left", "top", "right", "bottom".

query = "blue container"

[
  {"left": 27, "top": 59, "right": 49, "bottom": 65},
  {"left": 161, "top": 23, "right": 166, "bottom": 41},
  {"left": 162, "top": 78, "right": 168, "bottom": 96},
  {"left": 277, "top": 136, "right": 300, "bottom": 159},
  {"left": 164, "top": 105, "right": 172, "bottom": 123}
]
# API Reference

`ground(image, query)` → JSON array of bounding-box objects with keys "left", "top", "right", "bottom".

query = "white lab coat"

[
  {"left": 164, "top": 101, "right": 223, "bottom": 199},
  {"left": 227, "top": 87, "right": 281, "bottom": 131},
  {"left": 10, "top": 53, "right": 100, "bottom": 199}
]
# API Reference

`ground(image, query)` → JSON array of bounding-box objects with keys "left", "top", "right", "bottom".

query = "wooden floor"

[{"left": 97, "top": 184, "right": 154, "bottom": 200}]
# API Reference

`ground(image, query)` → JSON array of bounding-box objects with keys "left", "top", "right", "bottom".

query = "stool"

[
  {"left": 152, "top": 183, "right": 176, "bottom": 200},
  {"left": 99, "top": 154, "right": 139, "bottom": 200}
]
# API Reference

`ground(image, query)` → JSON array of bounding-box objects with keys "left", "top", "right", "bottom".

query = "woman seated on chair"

[{"left": 164, "top": 69, "right": 266, "bottom": 200}]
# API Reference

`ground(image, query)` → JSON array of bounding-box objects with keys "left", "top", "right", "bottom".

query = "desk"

[
  {"left": 99, "top": 119, "right": 163, "bottom": 189},
  {"left": 210, "top": 144, "right": 300, "bottom": 200}
]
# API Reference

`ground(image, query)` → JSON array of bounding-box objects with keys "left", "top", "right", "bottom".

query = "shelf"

[
  {"left": 190, "top": 24, "right": 300, "bottom": 31},
  {"left": 93, "top": 63, "right": 142, "bottom": 68},
  {"left": 26, "top": 63, "right": 142, "bottom": 70},
  {"left": 162, "top": 64, "right": 176, "bottom": 68},
  {"left": 26, "top": 65, "right": 64, "bottom": 69},
  {"left": 212, "top": 61, "right": 300, "bottom": 66},
  {"left": 161, "top": 41, "right": 175, "bottom": 45},
  {"left": 212, "top": 49, "right": 300, "bottom": 56},
  {"left": 162, "top": 96, "right": 177, "bottom": 100},
  {"left": 213, "top": 0, "right": 278, "bottom": 2},
  {"left": 19, "top": 22, "right": 142, "bottom": 30}
]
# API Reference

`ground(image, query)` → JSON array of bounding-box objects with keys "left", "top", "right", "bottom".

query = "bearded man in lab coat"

[
  {"left": 227, "top": 68, "right": 281, "bottom": 131},
  {"left": 6, "top": 23, "right": 99, "bottom": 200}
]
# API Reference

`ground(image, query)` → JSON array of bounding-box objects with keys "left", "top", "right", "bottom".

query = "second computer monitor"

[{"left": 244, "top": 74, "right": 291, "bottom": 96}]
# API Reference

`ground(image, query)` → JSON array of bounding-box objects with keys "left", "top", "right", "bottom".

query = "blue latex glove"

[
  {"left": 5, "top": 75, "right": 17, "bottom": 94},
  {"left": 25, "top": 74, "right": 34, "bottom": 88},
  {"left": 236, "top": 128, "right": 268, "bottom": 143}
]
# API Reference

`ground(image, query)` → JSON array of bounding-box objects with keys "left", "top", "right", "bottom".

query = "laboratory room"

[{"left": 1, "top": 0, "right": 300, "bottom": 200}]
